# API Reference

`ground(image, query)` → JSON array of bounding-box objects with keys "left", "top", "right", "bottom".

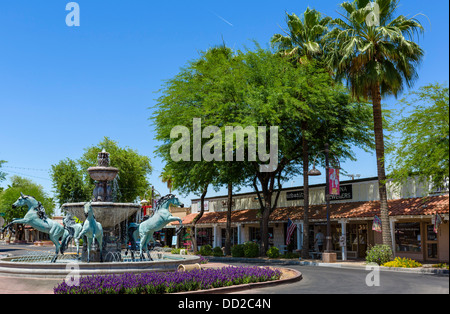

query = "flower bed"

[
  {"left": 54, "top": 266, "right": 282, "bottom": 294},
  {"left": 382, "top": 257, "right": 422, "bottom": 268}
]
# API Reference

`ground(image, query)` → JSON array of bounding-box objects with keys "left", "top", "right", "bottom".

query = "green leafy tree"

[
  {"left": 325, "top": 0, "right": 425, "bottom": 248},
  {"left": 388, "top": 83, "right": 449, "bottom": 190},
  {"left": 51, "top": 137, "right": 152, "bottom": 205},
  {"left": 271, "top": 7, "right": 332, "bottom": 259},
  {"left": 154, "top": 47, "right": 245, "bottom": 252},
  {"left": 0, "top": 176, "right": 55, "bottom": 223},
  {"left": 50, "top": 158, "right": 91, "bottom": 205},
  {"left": 78, "top": 137, "right": 153, "bottom": 203},
  {"left": 155, "top": 45, "right": 375, "bottom": 256},
  {"left": 0, "top": 160, "right": 6, "bottom": 192}
]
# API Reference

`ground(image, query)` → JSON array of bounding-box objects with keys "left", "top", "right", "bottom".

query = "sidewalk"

[{"left": 206, "top": 256, "right": 450, "bottom": 276}]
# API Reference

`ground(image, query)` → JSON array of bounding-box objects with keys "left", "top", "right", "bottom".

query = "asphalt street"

[
  {"left": 225, "top": 262, "right": 449, "bottom": 294},
  {"left": 1, "top": 244, "right": 449, "bottom": 294}
]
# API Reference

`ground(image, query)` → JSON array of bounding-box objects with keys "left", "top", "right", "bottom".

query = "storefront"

[
  {"left": 393, "top": 218, "right": 449, "bottom": 262},
  {"left": 182, "top": 194, "right": 449, "bottom": 262}
]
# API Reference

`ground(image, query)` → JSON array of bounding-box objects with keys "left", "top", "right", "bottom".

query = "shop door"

[
  {"left": 346, "top": 224, "right": 368, "bottom": 259},
  {"left": 425, "top": 224, "right": 439, "bottom": 261},
  {"left": 358, "top": 224, "right": 368, "bottom": 258}
]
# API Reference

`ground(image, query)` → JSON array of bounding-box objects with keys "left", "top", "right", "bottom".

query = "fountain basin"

[
  {"left": 87, "top": 166, "right": 119, "bottom": 181},
  {"left": 62, "top": 202, "right": 140, "bottom": 228},
  {"left": 0, "top": 254, "right": 201, "bottom": 278}
]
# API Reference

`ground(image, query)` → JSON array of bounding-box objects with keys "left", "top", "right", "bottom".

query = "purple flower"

[{"left": 53, "top": 266, "right": 281, "bottom": 294}]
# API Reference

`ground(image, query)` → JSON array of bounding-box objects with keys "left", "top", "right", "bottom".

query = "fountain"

[
  {"left": 61, "top": 149, "right": 140, "bottom": 262},
  {"left": 0, "top": 149, "right": 200, "bottom": 278}
]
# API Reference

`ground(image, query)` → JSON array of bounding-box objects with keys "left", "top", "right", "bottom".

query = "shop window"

[
  {"left": 426, "top": 225, "right": 439, "bottom": 259},
  {"left": 395, "top": 223, "right": 421, "bottom": 253},
  {"left": 196, "top": 228, "right": 213, "bottom": 247},
  {"left": 248, "top": 227, "right": 273, "bottom": 245},
  {"left": 221, "top": 228, "right": 238, "bottom": 247}
]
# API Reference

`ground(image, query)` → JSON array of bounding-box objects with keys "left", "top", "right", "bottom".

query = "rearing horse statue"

[
  {"left": 76, "top": 201, "right": 103, "bottom": 262},
  {"left": 1, "top": 193, "right": 66, "bottom": 263},
  {"left": 135, "top": 194, "right": 183, "bottom": 261}
]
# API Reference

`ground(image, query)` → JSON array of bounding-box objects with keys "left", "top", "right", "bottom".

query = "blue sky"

[{"left": 0, "top": 0, "right": 448, "bottom": 210}]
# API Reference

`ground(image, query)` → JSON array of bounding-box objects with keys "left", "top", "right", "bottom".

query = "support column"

[
  {"left": 237, "top": 223, "right": 242, "bottom": 244},
  {"left": 213, "top": 224, "right": 218, "bottom": 248},
  {"left": 297, "top": 221, "right": 303, "bottom": 251}
]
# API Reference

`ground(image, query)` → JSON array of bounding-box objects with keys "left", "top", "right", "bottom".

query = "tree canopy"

[
  {"left": 0, "top": 160, "right": 6, "bottom": 192},
  {"left": 153, "top": 44, "right": 376, "bottom": 254},
  {"left": 0, "top": 176, "right": 55, "bottom": 222},
  {"left": 51, "top": 137, "right": 152, "bottom": 205},
  {"left": 388, "top": 83, "right": 449, "bottom": 190}
]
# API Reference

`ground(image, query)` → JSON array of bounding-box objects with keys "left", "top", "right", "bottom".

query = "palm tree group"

[{"left": 271, "top": 0, "right": 425, "bottom": 248}]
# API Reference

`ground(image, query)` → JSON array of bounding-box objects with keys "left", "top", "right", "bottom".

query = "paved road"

[
  {"left": 226, "top": 262, "right": 449, "bottom": 294},
  {"left": 1, "top": 244, "right": 448, "bottom": 294}
]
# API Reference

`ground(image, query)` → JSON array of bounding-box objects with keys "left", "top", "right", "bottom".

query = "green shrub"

[
  {"left": 199, "top": 245, "right": 212, "bottom": 256},
  {"left": 281, "top": 251, "right": 300, "bottom": 259},
  {"left": 212, "top": 246, "right": 223, "bottom": 257},
  {"left": 171, "top": 248, "right": 181, "bottom": 254},
  {"left": 266, "top": 246, "right": 280, "bottom": 259},
  {"left": 243, "top": 242, "right": 259, "bottom": 258},
  {"left": 366, "top": 244, "right": 393, "bottom": 265},
  {"left": 231, "top": 244, "right": 245, "bottom": 257}
]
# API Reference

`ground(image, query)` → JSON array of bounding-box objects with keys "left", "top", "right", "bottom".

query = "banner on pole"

[
  {"left": 372, "top": 215, "right": 382, "bottom": 233},
  {"left": 329, "top": 168, "right": 340, "bottom": 195}
]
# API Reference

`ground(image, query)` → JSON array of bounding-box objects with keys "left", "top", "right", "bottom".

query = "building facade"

[{"left": 182, "top": 177, "right": 449, "bottom": 262}]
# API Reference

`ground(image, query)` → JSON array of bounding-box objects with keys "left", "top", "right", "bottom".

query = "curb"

[
  {"left": 175, "top": 267, "right": 303, "bottom": 294},
  {"left": 206, "top": 256, "right": 449, "bottom": 276}
]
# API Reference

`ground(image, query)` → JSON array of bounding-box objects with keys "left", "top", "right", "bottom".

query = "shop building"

[{"left": 181, "top": 177, "right": 449, "bottom": 262}]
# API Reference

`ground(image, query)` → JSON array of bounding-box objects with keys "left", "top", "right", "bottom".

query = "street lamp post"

[
  {"left": 324, "top": 144, "right": 333, "bottom": 254},
  {"left": 308, "top": 143, "right": 338, "bottom": 263}
]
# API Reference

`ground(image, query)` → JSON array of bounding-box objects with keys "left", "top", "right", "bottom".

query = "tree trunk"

[
  {"left": 192, "top": 185, "right": 208, "bottom": 253},
  {"left": 301, "top": 122, "right": 310, "bottom": 259},
  {"left": 225, "top": 182, "right": 232, "bottom": 255},
  {"left": 260, "top": 197, "right": 272, "bottom": 256},
  {"left": 372, "top": 83, "right": 393, "bottom": 249}
]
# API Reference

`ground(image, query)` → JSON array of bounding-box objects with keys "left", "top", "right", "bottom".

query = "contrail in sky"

[{"left": 211, "top": 11, "right": 234, "bottom": 27}]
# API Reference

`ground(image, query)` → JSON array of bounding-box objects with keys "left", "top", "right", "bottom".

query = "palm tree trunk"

[
  {"left": 301, "top": 121, "right": 310, "bottom": 259},
  {"left": 372, "top": 83, "right": 393, "bottom": 249}
]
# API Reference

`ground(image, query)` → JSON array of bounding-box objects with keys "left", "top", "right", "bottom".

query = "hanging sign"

[
  {"left": 172, "top": 235, "right": 178, "bottom": 246},
  {"left": 329, "top": 168, "right": 340, "bottom": 195},
  {"left": 372, "top": 215, "right": 382, "bottom": 233},
  {"left": 432, "top": 213, "right": 443, "bottom": 233}
]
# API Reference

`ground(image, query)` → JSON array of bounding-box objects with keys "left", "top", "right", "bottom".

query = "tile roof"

[{"left": 179, "top": 195, "right": 449, "bottom": 225}]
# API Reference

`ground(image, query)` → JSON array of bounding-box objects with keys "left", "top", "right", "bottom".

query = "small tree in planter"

[{"left": 366, "top": 244, "right": 393, "bottom": 265}]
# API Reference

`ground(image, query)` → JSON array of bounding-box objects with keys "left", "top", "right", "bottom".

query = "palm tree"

[
  {"left": 271, "top": 8, "right": 332, "bottom": 62},
  {"left": 160, "top": 171, "right": 173, "bottom": 194},
  {"left": 271, "top": 8, "right": 332, "bottom": 259},
  {"left": 325, "top": 0, "right": 425, "bottom": 248}
]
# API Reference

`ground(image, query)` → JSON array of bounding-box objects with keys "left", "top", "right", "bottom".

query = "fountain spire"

[{"left": 89, "top": 149, "right": 119, "bottom": 202}]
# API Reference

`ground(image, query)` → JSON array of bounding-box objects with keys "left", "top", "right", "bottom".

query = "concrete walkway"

[{"left": 205, "top": 256, "right": 449, "bottom": 275}]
